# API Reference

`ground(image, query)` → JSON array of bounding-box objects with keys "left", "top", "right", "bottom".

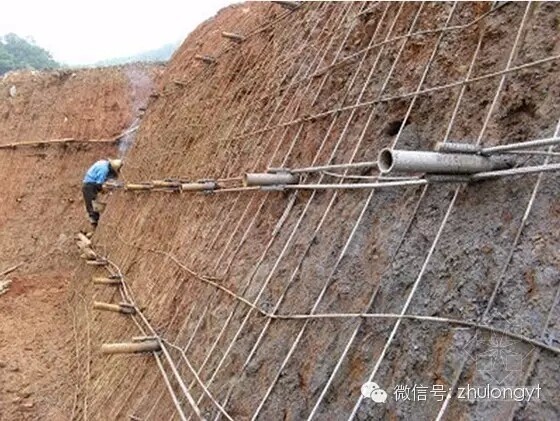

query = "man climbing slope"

[{"left": 82, "top": 158, "right": 123, "bottom": 228}]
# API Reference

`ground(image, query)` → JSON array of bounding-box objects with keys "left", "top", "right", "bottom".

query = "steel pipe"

[
  {"left": 222, "top": 32, "right": 245, "bottom": 42},
  {"left": 243, "top": 172, "right": 299, "bottom": 186},
  {"left": 80, "top": 248, "right": 97, "bottom": 260},
  {"left": 132, "top": 335, "right": 159, "bottom": 342},
  {"left": 93, "top": 301, "right": 136, "bottom": 314},
  {"left": 378, "top": 148, "right": 512, "bottom": 174},
  {"left": 471, "top": 162, "right": 560, "bottom": 181},
  {"left": 288, "top": 161, "right": 377, "bottom": 174},
  {"left": 180, "top": 181, "right": 217, "bottom": 191},
  {"left": 272, "top": 1, "right": 301, "bottom": 10},
  {"left": 435, "top": 142, "right": 482, "bottom": 154},
  {"left": 85, "top": 259, "right": 107, "bottom": 266},
  {"left": 75, "top": 233, "right": 92, "bottom": 246},
  {"left": 92, "top": 276, "right": 121, "bottom": 285},
  {"left": 284, "top": 179, "right": 428, "bottom": 190},
  {"left": 125, "top": 183, "right": 153, "bottom": 191},
  {"left": 194, "top": 54, "right": 216, "bottom": 64},
  {"left": 481, "top": 136, "right": 560, "bottom": 154},
  {"left": 152, "top": 180, "right": 181, "bottom": 189},
  {"left": 101, "top": 340, "right": 161, "bottom": 355}
]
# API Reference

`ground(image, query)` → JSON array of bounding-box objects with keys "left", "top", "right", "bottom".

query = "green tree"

[{"left": 0, "top": 33, "right": 59, "bottom": 74}]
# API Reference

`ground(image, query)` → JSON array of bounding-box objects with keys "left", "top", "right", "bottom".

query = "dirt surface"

[
  {"left": 1, "top": 2, "right": 560, "bottom": 421},
  {"left": 0, "top": 275, "right": 71, "bottom": 421},
  {"left": 0, "top": 64, "right": 161, "bottom": 420}
]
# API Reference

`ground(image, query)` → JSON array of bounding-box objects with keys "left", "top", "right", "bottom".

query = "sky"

[{"left": 0, "top": 0, "right": 237, "bottom": 65}]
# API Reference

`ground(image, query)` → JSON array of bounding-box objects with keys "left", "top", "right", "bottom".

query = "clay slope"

[
  {"left": 0, "top": 64, "right": 162, "bottom": 420},
  {"left": 85, "top": 2, "right": 560, "bottom": 420}
]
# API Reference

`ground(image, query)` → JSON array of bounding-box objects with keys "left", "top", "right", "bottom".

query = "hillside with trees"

[
  {"left": 0, "top": 33, "right": 59, "bottom": 75},
  {"left": 94, "top": 41, "right": 179, "bottom": 67}
]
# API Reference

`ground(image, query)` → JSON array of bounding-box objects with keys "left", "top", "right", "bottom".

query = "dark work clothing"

[{"left": 82, "top": 182, "right": 102, "bottom": 225}]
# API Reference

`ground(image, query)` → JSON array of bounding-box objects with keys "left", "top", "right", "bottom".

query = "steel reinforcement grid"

[{"left": 83, "top": 2, "right": 560, "bottom": 420}]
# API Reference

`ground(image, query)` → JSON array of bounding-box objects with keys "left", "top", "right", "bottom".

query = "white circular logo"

[{"left": 361, "top": 381, "right": 388, "bottom": 403}]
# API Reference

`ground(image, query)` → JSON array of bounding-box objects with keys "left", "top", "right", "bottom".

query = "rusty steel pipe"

[{"left": 378, "top": 148, "right": 512, "bottom": 175}]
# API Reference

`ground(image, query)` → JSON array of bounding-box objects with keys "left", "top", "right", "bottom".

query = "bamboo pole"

[{"left": 0, "top": 125, "right": 138, "bottom": 150}]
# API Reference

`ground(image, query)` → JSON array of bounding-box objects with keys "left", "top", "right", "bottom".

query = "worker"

[{"left": 82, "top": 158, "right": 123, "bottom": 228}]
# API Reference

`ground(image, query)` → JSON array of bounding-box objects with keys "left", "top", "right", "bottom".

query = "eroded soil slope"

[{"left": 0, "top": 64, "right": 162, "bottom": 420}]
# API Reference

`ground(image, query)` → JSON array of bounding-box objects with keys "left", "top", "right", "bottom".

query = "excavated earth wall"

[
  {"left": 0, "top": 64, "right": 162, "bottom": 420},
  {"left": 1, "top": 1, "right": 559, "bottom": 421},
  {"left": 80, "top": 2, "right": 560, "bottom": 420}
]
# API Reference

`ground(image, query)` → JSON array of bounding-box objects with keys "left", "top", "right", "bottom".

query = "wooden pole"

[{"left": 101, "top": 340, "right": 161, "bottom": 354}]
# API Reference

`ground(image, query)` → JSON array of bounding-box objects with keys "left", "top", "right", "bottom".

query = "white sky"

[{"left": 0, "top": 0, "right": 237, "bottom": 65}]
